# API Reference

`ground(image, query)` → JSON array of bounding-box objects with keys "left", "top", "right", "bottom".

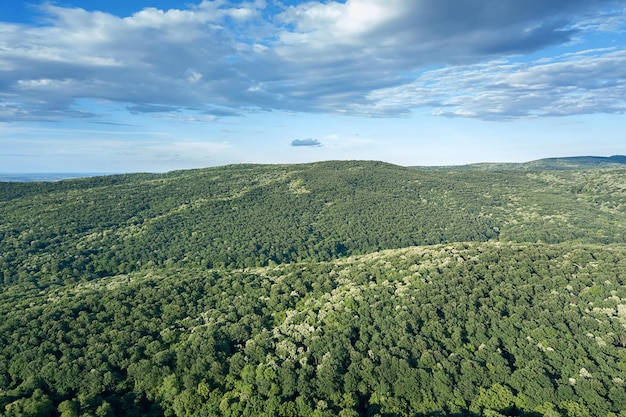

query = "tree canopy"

[{"left": 1, "top": 161, "right": 626, "bottom": 416}]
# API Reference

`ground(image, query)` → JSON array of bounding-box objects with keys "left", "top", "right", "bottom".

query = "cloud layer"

[
  {"left": 1, "top": 0, "right": 625, "bottom": 122},
  {"left": 370, "top": 48, "right": 626, "bottom": 120}
]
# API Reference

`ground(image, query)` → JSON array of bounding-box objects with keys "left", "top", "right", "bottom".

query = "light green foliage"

[{"left": 472, "top": 384, "right": 515, "bottom": 413}]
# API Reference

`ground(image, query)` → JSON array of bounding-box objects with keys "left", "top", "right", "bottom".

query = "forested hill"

[
  {"left": 2, "top": 160, "right": 626, "bottom": 417},
  {"left": 2, "top": 160, "right": 626, "bottom": 286},
  {"left": 417, "top": 155, "right": 626, "bottom": 171}
]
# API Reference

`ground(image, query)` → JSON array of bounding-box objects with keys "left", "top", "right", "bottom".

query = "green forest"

[{"left": 1, "top": 160, "right": 626, "bottom": 416}]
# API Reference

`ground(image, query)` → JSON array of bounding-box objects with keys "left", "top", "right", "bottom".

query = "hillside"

[
  {"left": 417, "top": 155, "right": 626, "bottom": 171},
  {"left": 1, "top": 160, "right": 626, "bottom": 417},
  {"left": 2, "top": 160, "right": 626, "bottom": 287}
]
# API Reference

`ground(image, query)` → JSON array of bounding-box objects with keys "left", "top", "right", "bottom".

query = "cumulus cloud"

[
  {"left": 291, "top": 138, "right": 322, "bottom": 147},
  {"left": 0, "top": 0, "right": 625, "bottom": 122}
]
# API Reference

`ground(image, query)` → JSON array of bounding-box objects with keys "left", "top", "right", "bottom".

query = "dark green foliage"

[
  {"left": 2, "top": 162, "right": 626, "bottom": 286},
  {"left": 2, "top": 161, "right": 626, "bottom": 416},
  {"left": 2, "top": 243, "right": 626, "bottom": 416}
]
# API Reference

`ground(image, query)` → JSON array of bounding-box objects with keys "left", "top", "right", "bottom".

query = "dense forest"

[{"left": 1, "top": 160, "right": 626, "bottom": 416}]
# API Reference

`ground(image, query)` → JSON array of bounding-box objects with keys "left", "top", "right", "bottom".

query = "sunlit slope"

[{"left": 1, "top": 161, "right": 626, "bottom": 285}]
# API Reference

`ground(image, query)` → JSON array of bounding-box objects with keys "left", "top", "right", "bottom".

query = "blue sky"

[{"left": 1, "top": 0, "right": 625, "bottom": 173}]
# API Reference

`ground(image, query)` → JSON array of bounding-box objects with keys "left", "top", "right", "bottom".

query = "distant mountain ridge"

[
  {"left": 0, "top": 173, "right": 114, "bottom": 182},
  {"left": 414, "top": 155, "right": 626, "bottom": 170}
]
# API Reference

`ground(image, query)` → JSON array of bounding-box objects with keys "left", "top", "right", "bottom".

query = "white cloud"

[
  {"left": 570, "top": 6, "right": 626, "bottom": 33},
  {"left": 278, "top": 0, "right": 403, "bottom": 43},
  {"left": 0, "top": 0, "right": 625, "bottom": 122},
  {"left": 375, "top": 48, "right": 626, "bottom": 120},
  {"left": 291, "top": 138, "right": 322, "bottom": 147}
]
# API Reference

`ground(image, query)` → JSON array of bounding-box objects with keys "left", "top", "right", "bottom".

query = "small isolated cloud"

[{"left": 291, "top": 138, "right": 322, "bottom": 147}]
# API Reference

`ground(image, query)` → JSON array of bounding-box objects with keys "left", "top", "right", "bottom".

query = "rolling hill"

[
  {"left": 2, "top": 160, "right": 626, "bottom": 287},
  {"left": 1, "top": 160, "right": 626, "bottom": 416},
  {"left": 416, "top": 155, "right": 626, "bottom": 171}
]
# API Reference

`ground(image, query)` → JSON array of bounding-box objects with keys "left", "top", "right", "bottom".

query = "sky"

[{"left": 1, "top": 0, "right": 625, "bottom": 173}]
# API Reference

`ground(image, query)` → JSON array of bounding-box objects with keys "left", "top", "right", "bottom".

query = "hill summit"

[{"left": 2, "top": 160, "right": 626, "bottom": 286}]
